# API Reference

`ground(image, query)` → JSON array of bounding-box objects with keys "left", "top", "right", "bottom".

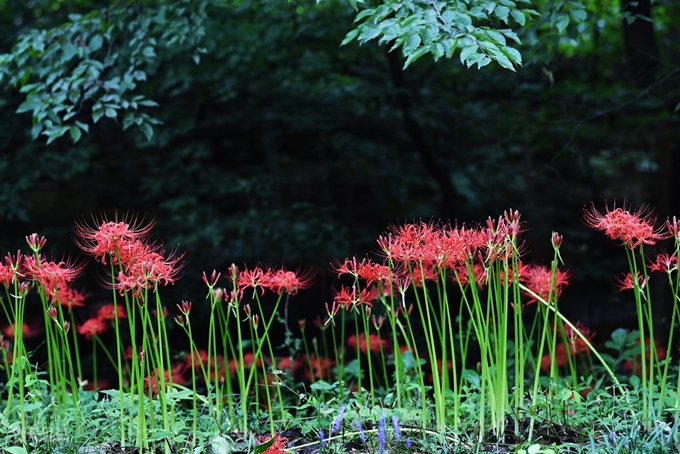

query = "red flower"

[
  {"left": 24, "top": 255, "right": 84, "bottom": 295},
  {"left": 111, "top": 246, "right": 185, "bottom": 296},
  {"left": 648, "top": 251, "right": 677, "bottom": 274},
  {"left": 268, "top": 268, "right": 315, "bottom": 295},
  {"left": 616, "top": 271, "right": 647, "bottom": 291},
  {"left": 582, "top": 201, "right": 669, "bottom": 249},
  {"left": 96, "top": 303, "right": 127, "bottom": 321},
  {"left": 2, "top": 323, "right": 40, "bottom": 339},
  {"left": 333, "top": 285, "right": 378, "bottom": 307},
  {"left": 50, "top": 282, "right": 87, "bottom": 309},
  {"left": 77, "top": 317, "right": 108, "bottom": 339},
  {"left": 519, "top": 262, "right": 572, "bottom": 305},
  {"left": 303, "top": 355, "right": 335, "bottom": 381},
  {"left": 74, "top": 213, "right": 155, "bottom": 264},
  {"left": 237, "top": 266, "right": 275, "bottom": 295},
  {"left": 346, "top": 333, "right": 388, "bottom": 354}
]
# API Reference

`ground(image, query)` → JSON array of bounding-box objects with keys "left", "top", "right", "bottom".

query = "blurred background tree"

[{"left": 0, "top": 0, "right": 679, "bottom": 337}]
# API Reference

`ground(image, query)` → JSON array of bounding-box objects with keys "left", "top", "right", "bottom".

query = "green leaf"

[
  {"left": 89, "top": 34, "right": 104, "bottom": 51},
  {"left": 570, "top": 8, "right": 587, "bottom": 22},
  {"left": 494, "top": 6, "right": 510, "bottom": 23},
  {"left": 502, "top": 45, "right": 522, "bottom": 65},
  {"left": 403, "top": 46, "right": 429, "bottom": 69},
  {"left": 358, "top": 25, "right": 381, "bottom": 42},
  {"left": 675, "top": 102, "right": 680, "bottom": 112},
  {"left": 495, "top": 53, "right": 515, "bottom": 71},
  {"left": 3, "top": 447, "right": 29, "bottom": 454},
  {"left": 341, "top": 28, "right": 360, "bottom": 46},
  {"left": 459, "top": 45, "right": 478, "bottom": 65},
  {"left": 556, "top": 15, "right": 570, "bottom": 34},
  {"left": 510, "top": 10, "right": 526, "bottom": 26},
  {"left": 610, "top": 327, "right": 627, "bottom": 348},
  {"left": 105, "top": 107, "right": 117, "bottom": 119},
  {"left": 403, "top": 34, "right": 421, "bottom": 54},
  {"left": 69, "top": 125, "right": 82, "bottom": 143},
  {"left": 253, "top": 436, "right": 277, "bottom": 454},
  {"left": 142, "top": 46, "right": 156, "bottom": 58},
  {"left": 139, "top": 122, "right": 154, "bottom": 141}
]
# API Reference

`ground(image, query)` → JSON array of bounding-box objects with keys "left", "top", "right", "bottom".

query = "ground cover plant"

[{"left": 2, "top": 201, "right": 680, "bottom": 453}]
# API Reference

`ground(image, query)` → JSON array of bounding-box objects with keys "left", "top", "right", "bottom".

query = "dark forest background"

[{"left": 1, "top": 0, "right": 679, "bottom": 345}]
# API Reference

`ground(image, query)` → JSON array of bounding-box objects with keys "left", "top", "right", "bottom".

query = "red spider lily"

[
  {"left": 202, "top": 270, "right": 221, "bottom": 288},
  {"left": 95, "top": 303, "right": 127, "bottom": 321},
  {"left": 25, "top": 233, "right": 47, "bottom": 252},
  {"left": 333, "top": 285, "right": 378, "bottom": 308},
  {"left": 74, "top": 213, "right": 155, "bottom": 265},
  {"left": 648, "top": 251, "right": 678, "bottom": 273},
  {"left": 0, "top": 251, "right": 25, "bottom": 288},
  {"left": 236, "top": 266, "right": 275, "bottom": 295},
  {"left": 346, "top": 333, "right": 388, "bottom": 354},
  {"left": 377, "top": 221, "right": 440, "bottom": 263},
  {"left": 77, "top": 317, "right": 109, "bottom": 339},
  {"left": 50, "top": 282, "right": 87, "bottom": 309},
  {"left": 450, "top": 262, "right": 487, "bottom": 287},
  {"left": 110, "top": 246, "right": 185, "bottom": 296},
  {"left": 2, "top": 323, "right": 41, "bottom": 339},
  {"left": 303, "top": 355, "right": 335, "bottom": 382},
  {"left": 616, "top": 271, "right": 647, "bottom": 291},
  {"left": 582, "top": 201, "right": 669, "bottom": 249},
  {"left": 24, "top": 255, "right": 84, "bottom": 295},
  {"left": 227, "top": 352, "right": 261, "bottom": 375},
  {"left": 268, "top": 267, "right": 315, "bottom": 295},
  {"left": 333, "top": 257, "right": 392, "bottom": 286},
  {"left": 406, "top": 262, "right": 439, "bottom": 286},
  {"left": 519, "top": 262, "right": 572, "bottom": 305},
  {"left": 185, "top": 349, "right": 209, "bottom": 371}
]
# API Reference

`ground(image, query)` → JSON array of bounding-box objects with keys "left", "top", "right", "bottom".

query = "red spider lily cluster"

[
  {"left": 581, "top": 201, "right": 670, "bottom": 249},
  {"left": 76, "top": 303, "right": 127, "bottom": 340},
  {"left": 75, "top": 214, "right": 185, "bottom": 297},
  {"left": 331, "top": 210, "right": 570, "bottom": 310}
]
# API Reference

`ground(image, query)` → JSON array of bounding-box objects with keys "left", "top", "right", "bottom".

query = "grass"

[{"left": 2, "top": 203, "right": 680, "bottom": 453}]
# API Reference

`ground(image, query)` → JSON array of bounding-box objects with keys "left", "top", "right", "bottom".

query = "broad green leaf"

[
  {"left": 3, "top": 447, "right": 28, "bottom": 454},
  {"left": 403, "top": 34, "right": 421, "bottom": 54},
  {"left": 75, "top": 120, "right": 89, "bottom": 133},
  {"left": 556, "top": 15, "right": 570, "bottom": 34},
  {"left": 358, "top": 25, "right": 381, "bottom": 42},
  {"left": 105, "top": 107, "right": 117, "bottom": 119},
  {"left": 501, "top": 45, "right": 522, "bottom": 65},
  {"left": 403, "top": 46, "right": 429, "bottom": 69},
  {"left": 495, "top": 53, "right": 515, "bottom": 71},
  {"left": 494, "top": 6, "right": 510, "bottom": 23},
  {"left": 570, "top": 8, "right": 587, "bottom": 22},
  {"left": 459, "top": 44, "right": 478, "bottom": 65},
  {"left": 510, "top": 10, "right": 526, "bottom": 26},
  {"left": 140, "top": 122, "right": 154, "bottom": 141},
  {"left": 69, "top": 125, "right": 82, "bottom": 143},
  {"left": 89, "top": 34, "right": 104, "bottom": 51}
]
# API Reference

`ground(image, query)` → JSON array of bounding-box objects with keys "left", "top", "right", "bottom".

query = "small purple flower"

[
  {"left": 354, "top": 419, "right": 367, "bottom": 443},
  {"left": 332, "top": 405, "right": 347, "bottom": 435},
  {"left": 319, "top": 429, "right": 327, "bottom": 448},
  {"left": 392, "top": 415, "right": 401, "bottom": 442},
  {"left": 378, "top": 412, "right": 387, "bottom": 453}
]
